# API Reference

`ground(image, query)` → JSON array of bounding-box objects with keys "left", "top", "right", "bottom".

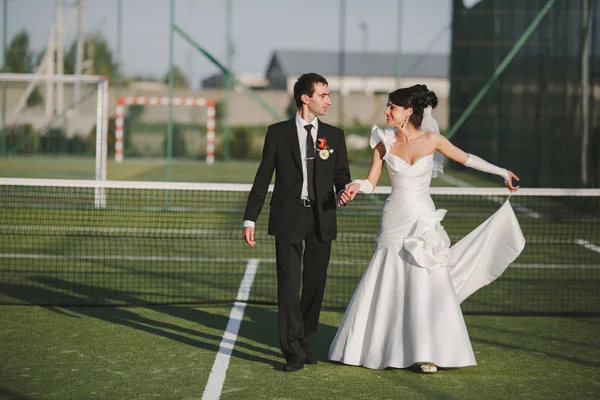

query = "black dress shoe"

[
  {"left": 282, "top": 362, "right": 304, "bottom": 372},
  {"left": 304, "top": 353, "right": 318, "bottom": 365}
]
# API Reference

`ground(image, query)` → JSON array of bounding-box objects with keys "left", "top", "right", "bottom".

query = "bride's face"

[{"left": 384, "top": 101, "right": 412, "bottom": 127}]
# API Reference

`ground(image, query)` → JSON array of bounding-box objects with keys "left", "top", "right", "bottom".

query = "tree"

[
  {"left": 2, "top": 30, "right": 43, "bottom": 107},
  {"left": 214, "top": 100, "right": 225, "bottom": 122},
  {"left": 2, "top": 30, "right": 32, "bottom": 72},
  {"left": 64, "top": 33, "right": 119, "bottom": 79},
  {"left": 164, "top": 66, "right": 190, "bottom": 89}
]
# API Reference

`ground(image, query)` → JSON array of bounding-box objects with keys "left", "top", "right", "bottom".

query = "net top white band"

[{"left": 1, "top": 178, "right": 600, "bottom": 197}]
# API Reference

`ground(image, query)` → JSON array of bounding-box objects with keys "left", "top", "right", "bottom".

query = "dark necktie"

[{"left": 304, "top": 124, "right": 315, "bottom": 201}]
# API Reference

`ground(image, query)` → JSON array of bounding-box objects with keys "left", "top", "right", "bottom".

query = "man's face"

[{"left": 305, "top": 83, "right": 332, "bottom": 116}]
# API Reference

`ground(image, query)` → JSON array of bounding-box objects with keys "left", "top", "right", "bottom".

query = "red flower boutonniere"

[{"left": 317, "top": 138, "right": 334, "bottom": 160}]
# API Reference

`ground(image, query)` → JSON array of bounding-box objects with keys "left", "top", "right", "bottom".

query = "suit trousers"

[{"left": 275, "top": 205, "right": 332, "bottom": 364}]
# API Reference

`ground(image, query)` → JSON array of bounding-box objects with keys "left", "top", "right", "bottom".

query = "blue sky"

[{"left": 4, "top": 0, "right": 452, "bottom": 85}]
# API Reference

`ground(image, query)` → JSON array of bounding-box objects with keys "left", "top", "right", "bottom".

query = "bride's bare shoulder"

[{"left": 421, "top": 130, "right": 440, "bottom": 142}]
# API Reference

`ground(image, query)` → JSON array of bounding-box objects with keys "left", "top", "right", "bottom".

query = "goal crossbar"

[{"left": 115, "top": 96, "right": 216, "bottom": 164}]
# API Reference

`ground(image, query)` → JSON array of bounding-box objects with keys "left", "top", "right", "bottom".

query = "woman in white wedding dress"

[{"left": 330, "top": 85, "right": 526, "bottom": 373}]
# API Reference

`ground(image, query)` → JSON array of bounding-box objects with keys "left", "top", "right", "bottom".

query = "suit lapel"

[{"left": 286, "top": 118, "right": 302, "bottom": 171}]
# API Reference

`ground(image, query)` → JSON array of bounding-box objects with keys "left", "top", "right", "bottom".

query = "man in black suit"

[{"left": 242, "top": 73, "right": 353, "bottom": 372}]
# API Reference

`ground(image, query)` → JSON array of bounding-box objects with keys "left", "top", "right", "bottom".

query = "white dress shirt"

[
  {"left": 296, "top": 113, "right": 318, "bottom": 201},
  {"left": 243, "top": 113, "right": 318, "bottom": 228}
]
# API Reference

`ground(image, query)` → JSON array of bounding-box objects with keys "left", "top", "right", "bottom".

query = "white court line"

[
  {"left": 1, "top": 253, "right": 598, "bottom": 269},
  {"left": 202, "top": 258, "right": 259, "bottom": 400},
  {"left": 0, "top": 253, "right": 260, "bottom": 263},
  {"left": 0, "top": 226, "right": 237, "bottom": 235},
  {"left": 439, "top": 175, "right": 600, "bottom": 256},
  {"left": 0, "top": 225, "right": 378, "bottom": 239},
  {"left": 0, "top": 226, "right": 585, "bottom": 244},
  {"left": 437, "top": 174, "right": 541, "bottom": 218},
  {"left": 509, "top": 263, "right": 600, "bottom": 270},
  {"left": 575, "top": 239, "right": 600, "bottom": 254}
]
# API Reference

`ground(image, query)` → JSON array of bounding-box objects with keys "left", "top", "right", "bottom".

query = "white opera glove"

[
  {"left": 351, "top": 179, "right": 374, "bottom": 194},
  {"left": 464, "top": 154, "right": 509, "bottom": 183}
]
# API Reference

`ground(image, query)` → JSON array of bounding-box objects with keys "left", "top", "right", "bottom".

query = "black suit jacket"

[{"left": 243, "top": 117, "right": 352, "bottom": 242}]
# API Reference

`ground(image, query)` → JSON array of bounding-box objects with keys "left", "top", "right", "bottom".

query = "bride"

[{"left": 330, "top": 85, "right": 526, "bottom": 373}]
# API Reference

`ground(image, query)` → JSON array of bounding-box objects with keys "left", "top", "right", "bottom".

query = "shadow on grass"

[
  {"left": 469, "top": 334, "right": 600, "bottom": 368},
  {"left": 0, "top": 278, "right": 282, "bottom": 367},
  {"left": 0, "top": 387, "right": 32, "bottom": 400},
  {"left": 467, "top": 319, "right": 600, "bottom": 350}
]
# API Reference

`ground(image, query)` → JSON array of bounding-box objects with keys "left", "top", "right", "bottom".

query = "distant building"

[
  {"left": 264, "top": 49, "right": 449, "bottom": 96},
  {"left": 127, "top": 80, "right": 169, "bottom": 91},
  {"left": 201, "top": 72, "right": 269, "bottom": 91}
]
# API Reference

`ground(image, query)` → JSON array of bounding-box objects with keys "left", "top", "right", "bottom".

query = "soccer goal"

[
  {"left": 0, "top": 73, "right": 110, "bottom": 181},
  {"left": 115, "top": 96, "right": 216, "bottom": 164}
]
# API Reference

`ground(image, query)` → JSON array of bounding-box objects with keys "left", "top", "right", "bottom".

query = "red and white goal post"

[{"left": 115, "top": 96, "right": 216, "bottom": 164}]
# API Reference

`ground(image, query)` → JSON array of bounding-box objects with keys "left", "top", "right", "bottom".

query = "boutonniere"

[{"left": 317, "top": 138, "right": 334, "bottom": 160}]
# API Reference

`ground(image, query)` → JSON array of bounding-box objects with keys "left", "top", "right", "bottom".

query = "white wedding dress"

[{"left": 328, "top": 127, "right": 526, "bottom": 370}]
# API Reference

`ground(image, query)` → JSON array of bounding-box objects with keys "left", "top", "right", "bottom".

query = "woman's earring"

[{"left": 402, "top": 117, "right": 408, "bottom": 128}]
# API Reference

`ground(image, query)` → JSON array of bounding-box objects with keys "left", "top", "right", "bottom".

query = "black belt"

[{"left": 300, "top": 199, "right": 314, "bottom": 208}]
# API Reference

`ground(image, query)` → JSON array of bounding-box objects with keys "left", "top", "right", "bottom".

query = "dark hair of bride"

[{"left": 388, "top": 84, "right": 439, "bottom": 127}]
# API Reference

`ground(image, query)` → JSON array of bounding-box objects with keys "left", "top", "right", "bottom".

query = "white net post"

[
  {"left": 94, "top": 77, "right": 109, "bottom": 209},
  {"left": 114, "top": 96, "right": 216, "bottom": 164}
]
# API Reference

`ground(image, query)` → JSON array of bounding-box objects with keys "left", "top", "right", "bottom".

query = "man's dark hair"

[{"left": 293, "top": 73, "right": 329, "bottom": 108}]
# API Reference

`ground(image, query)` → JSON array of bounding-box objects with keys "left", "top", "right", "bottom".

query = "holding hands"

[{"left": 339, "top": 183, "right": 360, "bottom": 206}]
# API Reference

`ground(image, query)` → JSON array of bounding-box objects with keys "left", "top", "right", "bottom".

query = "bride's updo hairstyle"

[{"left": 388, "top": 84, "right": 438, "bottom": 127}]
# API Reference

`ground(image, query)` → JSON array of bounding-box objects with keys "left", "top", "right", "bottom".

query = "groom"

[{"left": 242, "top": 73, "right": 352, "bottom": 372}]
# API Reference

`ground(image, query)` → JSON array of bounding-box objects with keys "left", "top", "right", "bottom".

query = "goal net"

[{"left": 0, "top": 73, "right": 109, "bottom": 180}]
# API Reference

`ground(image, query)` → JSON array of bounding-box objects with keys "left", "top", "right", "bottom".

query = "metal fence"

[{"left": 450, "top": 0, "right": 599, "bottom": 188}]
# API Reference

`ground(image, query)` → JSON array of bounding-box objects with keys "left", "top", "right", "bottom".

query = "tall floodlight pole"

[
  {"left": 1, "top": 0, "right": 8, "bottom": 156},
  {"left": 359, "top": 21, "right": 368, "bottom": 92},
  {"left": 56, "top": 0, "right": 64, "bottom": 115},
  {"left": 45, "top": 25, "right": 55, "bottom": 117},
  {"left": 338, "top": 0, "right": 346, "bottom": 126},
  {"left": 581, "top": 0, "right": 593, "bottom": 186},
  {"left": 73, "top": 0, "right": 85, "bottom": 111},
  {"left": 223, "top": 0, "right": 232, "bottom": 160},
  {"left": 116, "top": 0, "right": 122, "bottom": 98},
  {"left": 167, "top": 0, "right": 175, "bottom": 182},
  {"left": 395, "top": 0, "right": 403, "bottom": 88}
]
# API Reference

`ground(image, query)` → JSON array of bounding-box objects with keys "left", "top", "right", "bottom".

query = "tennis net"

[{"left": 1, "top": 178, "right": 599, "bottom": 314}]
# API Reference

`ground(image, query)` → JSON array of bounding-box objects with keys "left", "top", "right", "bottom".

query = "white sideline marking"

[
  {"left": 437, "top": 174, "right": 541, "bottom": 219},
  {"left": 437, "top": 174, "right": 472, "bottom": 188},
  {"left": 0, "top": 226, "right": 238, "bottom": 235},
  {"left": 438, "top": 175, "right": 600, "bottom": 255},
  {"left": 575, "top": 239, "right": 600, "bottom": 254},
  {"left": 202, "top": 258, "right": 259, "bottom": 400},
  {"left": 509, "top": 263, "right": 600, "bottom": 270},
  {"left": 0, "top": 254, "right": 598, "bottom": 269},
  {"left": 0, "top": 226, "right": 589, "bottom": 245}
]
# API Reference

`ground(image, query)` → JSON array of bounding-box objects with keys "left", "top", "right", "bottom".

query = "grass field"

[
  {"left": 1, "top": 305, "right": 599, "bottom": 399},
  {"left": 1, "top": 156, "right": 599, "bottom": 399},
  {"left": 0, "top": 155, "right": 497, "bottom": 187}
]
